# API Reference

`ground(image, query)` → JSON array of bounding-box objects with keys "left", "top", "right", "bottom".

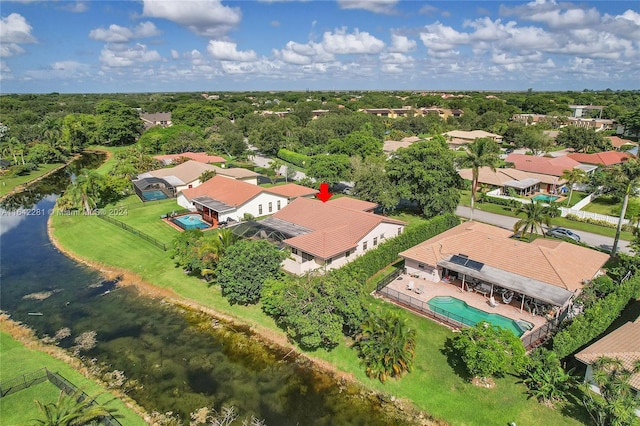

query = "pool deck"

[
  {"left": 381, "top": 274, "right": 548, "bottom": 337},
  {"left": 162, "top": 215, "right": 215, "bottom": 232}
]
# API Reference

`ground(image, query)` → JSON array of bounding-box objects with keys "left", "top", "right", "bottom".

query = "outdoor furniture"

[
  {"left": 502, "top": 291, "right": 514, "bottom": 304},
  {"left": 414, "top": 285, "right": 424, "bottom": 295},
  {"left": 475, "top": 283, "right": 491, "bottom": 296},
  {"left": 488, "top": 296, "right": 498, "bottom": 308},
  {"left": 407, "top": 281, "right": 415, "bottom": 291}
]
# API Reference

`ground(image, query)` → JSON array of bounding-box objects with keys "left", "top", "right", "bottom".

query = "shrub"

[
  {"left": 483, "top": 195, "right": 520, "bottom": 208},
  {"left": 565, "top": 214, "right": 634, "bottom": 232},
  {"left": 277, "top": 148, "right": 310, "bottom": 168}
]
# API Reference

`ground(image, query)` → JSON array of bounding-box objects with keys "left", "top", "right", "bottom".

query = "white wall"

[
  {"left": 177, "top": 194, "right": 195, "bottom": 210},
  {"left": 404, "top": 259, "right": 441, "bottom": 282},
  {"left": 174, "top": 178, "right": 203, "bottom": 194},
  {"left": 219, "top": 192, "right": 289, "bottom": 222}
]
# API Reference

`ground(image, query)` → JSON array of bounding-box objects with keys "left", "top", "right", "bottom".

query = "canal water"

[{"left": 0, "top": 154, "right": 410, "bottom": 425}]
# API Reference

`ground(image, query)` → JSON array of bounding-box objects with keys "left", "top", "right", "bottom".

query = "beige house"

[
  {"left": 399, "top": 222, "right": 609, "bottom": 315},
  {"left": 458, "top": 167, "right": 566, "bottom": 196},
  {"left": 443, "top": 130, "right": 503, "bottom": 149}
]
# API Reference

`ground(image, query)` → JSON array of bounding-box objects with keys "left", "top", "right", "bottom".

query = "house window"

[
  {"left": 397, "top": 227, "right": 402, "bottom": 236},
  {"left": 326, "top": 258, "right": 332, "bottom": 265},
  {"left": 258, "top": 204, "right": 263, "bottom": 215},
  {"left": 188, "top": 184, "right": 193, "bottom": 189},
  {"left": 418, "top": 263, "right": 425, "bottom": 269},
  {"left": 269, "top": 202, "right": 272, "bottom": 213},
  {"left": 363, "top": 241, "right": 368, "bottom": 251},
  {"left": 277, "top": 200, "right": 281, "bottom": 210},
  {"left": 373, "top": 237, "right": 378, "bottom": 246},
  {"left": 345, "top": 250, "right": 351, "bottom": 257},
  {"left": 380, "top": 233, "right": 385, "bottom": 240},
  {"left": 301, "top": 252, "right": 313, "bottom": 262}
]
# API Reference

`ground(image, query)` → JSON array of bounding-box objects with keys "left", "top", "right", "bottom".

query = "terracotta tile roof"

[
  {"left": 146, "top": 160, "right": 218, "bottom": 185},
  {"left": 273, "top": 197, "right": 406, "bottom": 259},
  {"left": 575, "top": 321, "right": 640, "bottom": 390},
  {"left": 327, "top": 197, "right": 378, "bottom": 211},
  {"left": 567, "top": 151, "right": 633, "bottom": 166},
  {"left": 265, "top": 183, "right": 318, "bottom": 199},
  {"left": 154, "top": 151, "right": 226, "bottom": 164},
  {"left": 607, "top": 136, "right": 637, "bottom": 149},
  {"left": 444, "top": 130, "right": 503, "bottom": 140},
  {"left": 458, "top": 167, "right": 565, "bottom": 186},
  {"left": 212, "top": 166, "right": 260, "bottom": 179},
  {"left": 505, "top": 153, "right": 582, "bottom": 177},
  {"left": 399, "top": 221, "right": 608, "bottom": 293},
  {"left": 181, "top": 175, "right": 264, "bottom": 206}
]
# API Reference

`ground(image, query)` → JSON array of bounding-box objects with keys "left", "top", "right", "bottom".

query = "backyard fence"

[
  {"left": 0, "top": 368, "right": 123, "bottom": 426},
  {"left": 95, "top": 213, "right": 167, "bottom": 251},
  {"left": 374, "top": 267, "right": 403, "bottom": 292}
]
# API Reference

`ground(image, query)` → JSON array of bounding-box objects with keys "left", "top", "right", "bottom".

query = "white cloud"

[
  {"left": 89, "top": 22, "right": 160, "bottom": 43},
  {"left": 322, "top": 28, "right": 385, "bottom": 54},
  {"left": 0, "top": 43, "right": 25, "bottom": 58},
  {"left": 207, "top": 40, "right": 257, "bottom": 62},
  {"left": 273, "top": 40, "right": 334, "bottom": 65},
  {"left": 1, "top": 13, "right": 36, "bottom": 44},
  {"left": 0, "top": 61, "right": 10, "bottom": 73},
  {"left": 388, "top": 34, "right": 416, "bottom": 53},
  {"left": 51, "top": 60, "right": 90, "bottom": 72},
  {"left": 379, "top": 52, "right": 413, "bottom": 64},
  {"left": 419, "top": 4, "right": 438, "bottom": 16},
  {"left": 500, "top": 0, "right": 601, "bottom": 30},
  {"left": 142, "top": 0, "right": 241, "bottom": 37},
  {"left": 58, "top": 2, "right": 89, "bottom": 13},
  {"left": 171, "top": 49, "right": 180, "bottom": 59},
  {"left": 99, "top": 43, "right": 162, "bottom": 67},
  {"left": 336, "top": 0, "right": 399, "bottom": 15},
  {"left": 419, "top": 22, "right": 469, "bottom": 51}
]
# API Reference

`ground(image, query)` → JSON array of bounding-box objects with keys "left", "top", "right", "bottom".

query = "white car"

[{"left": 546, "top": 227, "right": 581, "bottom": 242}]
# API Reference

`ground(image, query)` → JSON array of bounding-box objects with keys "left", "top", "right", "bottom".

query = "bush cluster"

[
  {"left": 552, "top": 274, "right": 640, "bottom": 359},
  {"left": 565, "top": 213, "right": 634, "bottom": 232},
  {"left": 276, "top": 148, "right": 310, "bottom": 168}
]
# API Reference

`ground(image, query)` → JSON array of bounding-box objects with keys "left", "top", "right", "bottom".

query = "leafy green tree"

[
  {"left": 32, "top": 389, "right": 119, "bottom": 426},
  {"left": 513, "top": 200, "right": 557, "bottom": 241},
  {"left": 111, "top": 145, "right": 161, "bottom": 179},
  {"left": 387, "top": 137, "right": 461, "bottom": 217},
  {"left": 556, "top": 127, "right": 611, "bottom": 153},
  {"left": 62, "top": 114, "right": 99, "bottom": 152},
  {"left": 350, "top": 155, "right": 399, "bottom": 212},
  {"left": 40, "top": 115, "right": 64, "bottom": 150},
  {"left": 521, "top": 348, "right": 573, "bottom": 406},
  {"left": 560, "top": 168, "right": 588, "bottom": 207},
  {"left": 328, "top": 129, "right": 383, "bottom": 158},
  {"left": 62, "top": 169, "right": 105, "bottom": 214},
  {"left": 26, "top": 143, "right": 66, "bottom": 164},
  {"left": 172, "top": 103, "right": 228, "bottom": 128},
  {"left": 355, "top": 311, "right": 417, "bottom": 382},
  {"left": 582, "top": 357, "right": 640, "bottom": 426},
  {"left": 452, "top": 322, "right": 526, "bottom": 380},
  {"left": 619, "top": 108, "right": 640, "bottom": 137},
  {"left": 95, "top": 100, "right": 143, "bottom": 146},
  {"left": 456, "top": 138, "right": 501, "bottom": 221},
  {"left": 199, "top": 169, "right": 216, "bottom": 183},
  {"left": 514, "top": 127, "right": 554, "bottom": 155},
  {"left": 307, "top": 154, "right": 351, "bottom": 186},
  {"left": 216, "top": 240, "right": 287, "bottom": 305}
]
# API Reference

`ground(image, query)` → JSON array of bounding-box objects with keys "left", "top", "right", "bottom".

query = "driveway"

[{"left": 455, "top": 206, "right": 632, "bottom": 255}]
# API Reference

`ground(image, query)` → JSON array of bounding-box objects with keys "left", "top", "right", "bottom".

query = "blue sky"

[{"left": 1, "top": 0, "right": 639, "bottom": 93}]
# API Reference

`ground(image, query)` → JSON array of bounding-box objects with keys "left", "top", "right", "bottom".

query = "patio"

[{"left": 379, "top": 274, "right": 549, "bottom": 342}]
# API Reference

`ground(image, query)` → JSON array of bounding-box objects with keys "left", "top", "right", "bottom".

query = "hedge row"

[
  {"left": 332, "top": 214, "right": 460, "bottom": 284},
  {"left": 565, "top": 213, "right": 635, "bottom": 233},
  {"left": 277, "top": 148, "right": 310, "bottom": 168},
  {"left": 552, "top": 274, "right": 640, "bottom": 359},
  {"left": 482, "top": 195, "right": 520, "bottom": 208}
]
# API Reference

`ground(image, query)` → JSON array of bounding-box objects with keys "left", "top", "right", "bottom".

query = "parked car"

[
  {"left": 546, "top": 227, "right": 580, "bottom": 242},
  {"left": 505, "top": 148, "right": 515, "bottom": 154}
]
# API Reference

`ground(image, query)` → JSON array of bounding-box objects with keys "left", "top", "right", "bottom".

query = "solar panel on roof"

[
  {"left": 465, "top": 259, "right": 484, "bottom": 271},
  {"left": 449, "top": 254, "right": 468, "bottom": 266},
  {"left": 448, "top": 254, "right": 484, "bottom": 271}
]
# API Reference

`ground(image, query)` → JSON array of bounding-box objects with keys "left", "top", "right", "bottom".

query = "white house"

[
  {"left": 259, "top": 197, "right": 406, "bottom": 275},
  {"left": 178, "top": 176, "right": 317, "bottom": 228}
]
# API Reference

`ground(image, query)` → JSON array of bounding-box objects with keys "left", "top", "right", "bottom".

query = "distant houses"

[
  {"left": 140, "top": 112, "right": 172, "bottom": 130},
  {"left": 154, "top": 152, "right": 226, "bottom": 166},
  {"left": 443, "top": 130, "right": 503, "bottom": 149}
]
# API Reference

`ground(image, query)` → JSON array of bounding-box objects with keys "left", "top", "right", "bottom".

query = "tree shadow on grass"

[
  {"left": 440, "top": 336, "right": 471, "bottom": 381},
  {"left": 559, "top": 384, "right": 593, "bottom": 425}
]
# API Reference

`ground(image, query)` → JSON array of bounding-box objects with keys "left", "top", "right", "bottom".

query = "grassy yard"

[
  {"left": 50, "top": 203, "right": 592, "bottom": 425},
  {"left": 105, "top": 195, "right": 182, "bottom": 244},
  {"left": 0, "top": 163, "right": 64, "bottom": 197},
  {"left": 581, "top": 194, "right": 638, "bottom": 217},
  {"left": 0, "top": 332, "right": 145, "bottom": 426}
]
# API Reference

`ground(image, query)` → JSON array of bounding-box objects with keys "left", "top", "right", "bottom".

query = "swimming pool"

[
  {"left": 141, "top": 190, "right": 168, "bottom": 201},
  {"left": 427, "top": 296, "right": 528, "bottom": 336},
  {"left": 171, "top": 214, "right": 210, "bottom": 230},
  {"left": 532, "top": 194, "right": 559, "bottom": 202}
]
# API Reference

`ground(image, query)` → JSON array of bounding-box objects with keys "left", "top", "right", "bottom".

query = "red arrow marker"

[{"left": 315, "top": 182, "right": 333, "bottom": 202}]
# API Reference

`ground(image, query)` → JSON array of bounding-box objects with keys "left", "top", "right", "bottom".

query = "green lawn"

[
  {"left": 0, "top": 332, "right": 145, "bottom": 426},
  {"left": 0, "top": 163, "right": 64, "bottom": 197},
  {"left": 85, "top": 145, "right": 130, "bottom": 176},
  {"left": 581, "top": 195, "right": 637, "bottom": 216},
  {"left": 50, "top": 203, "right": 592, "bottom": 425}
]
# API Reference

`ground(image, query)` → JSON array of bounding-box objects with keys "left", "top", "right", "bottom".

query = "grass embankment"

[
  {"left": 460, "top": 190, "right": 634, "bottom": 241},
  {"left": 50, "top": 207, "right": 588, "bottom": 425},
  {"left": 0, "top": 163, "right": 64, "bottom": 197},
  {"left": 0, "top": 327, "right": 146, "bottom": 426}
]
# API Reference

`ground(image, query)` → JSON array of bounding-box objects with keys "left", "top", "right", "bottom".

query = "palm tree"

[
  {"left": 560, "top": 168, "right": 588, "bottom": 207},
  {"left": 199, "top": 169, "right": 216, "bottom": 183},
  {"left": 65, "top": 169, "right": 104, "bottom": 215},
  {"left": 582, "top": 357, "right": 640, "bottom": 426},
  {"left": 41, "top": 116, "right": 63, "bottom": 150},
  {"left": 33, "top": 388, "right": 119, "bottom": 426},
  {"left": 606, "top": 159, "right": 640, "bottom": 256},
  {"left": 513, "top": 200, "right": 556, "bottom": 241},
  {"left": 356, "top": 311, "right": 416, "bottom": 382},
  {"left": 456, "top": 138, "right": 501, "bottom": 221},
  {"left": 198, "top": 228, "right": 239, "bottom": 279}
]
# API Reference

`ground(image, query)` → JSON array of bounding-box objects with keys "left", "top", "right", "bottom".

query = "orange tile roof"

[
  {"left": 273, "top": 197, "right": 406, "bottom": 259},
  {"left": 568, "top": 151, "right": 633, "bottom": 166},
  {"left": 266, "top": 183, "right": 318, "bottom": 199},
  {"left": 399, "top": 221, "right": 609, "bottom": 292},
  {"left": 575, "top": 321, "right": 640, "bottom": 390},
  {"left": 154, "top": 152, "right": 226, "bottom": 164},
  {"left": 327, "top": 197, "right": 378, "bottom": 211},
  {"left": 506, "top": 153, "right": 582, "bottom": 177},
  {"left": 181, "top": 175, "right": 264, "bottom": 206},
  {"left": 458, "top": 167, "right": 565, "bottom": 186},
  {"left": 607, "top": 136, "right": 637, "bottom": 149}
]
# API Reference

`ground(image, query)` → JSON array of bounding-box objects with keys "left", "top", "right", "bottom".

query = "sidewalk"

[{"left": 455, "top": 206, "right": 631, "bottom": 255}]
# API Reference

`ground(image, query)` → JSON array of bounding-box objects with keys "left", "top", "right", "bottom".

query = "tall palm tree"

[
  {"left": 582, "top": 357, "right": 640, "bottom": 426},
  {"left": 33, "top": 389, "right": 118, "bottom": 426},
  {"left": 65, "top": 169, "right": 104, "bottom": 215},
  {"left": 606, "top": 159, "right": 640, "bottom": 256},
  {"left": 356, "top": 311, "right": 416, "bottom": 382},
  {"left": 41, "top": 116, "right": 63, "bottom": 150},
  {"left": 198, "top": 228, "right": 239, "bottom": 279},
  {"left": 456, "top": 138, "right": 501, "bottom": 221},
  {"left": 513, "top": 200, "right": 556, "bottom": 241},
  {"left": 560, "top": 168, "right": 588, "bottom": 207}
]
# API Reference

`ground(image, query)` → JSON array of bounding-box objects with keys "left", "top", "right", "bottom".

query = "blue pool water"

[
  {"left": 427, "top": 296, "right": 527, "bottom": 336},
  {"left": 172, "top": 214, "right": 210, "bottom": 230},
  {"left": 532, "top": 194, "right": 559, "bottom": 202},
  {"left": 141, "top": 190, "right": 168, "bottom": 201}
]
